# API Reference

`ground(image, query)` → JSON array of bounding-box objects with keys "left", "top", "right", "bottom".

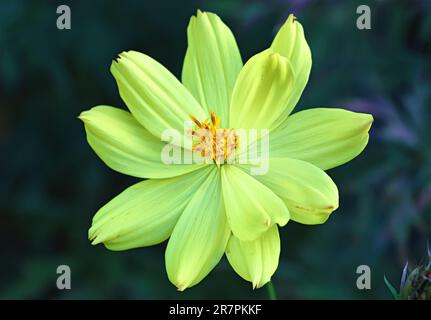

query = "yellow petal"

[
  {"left": 182, "top": 10, "right": 242, "bottom": 127},
  {"left": 221, "top": 166, "right": 289, "bottom": 241},
  {"left": 269, "top": 14, "right": 312, "bottom": 128},
  {"left": 229, "top": 50, "right": 295, "bottom": 130},
  {"left": 241, "top": 158, "right": 339, "bottom": 225},
  {"left": 111, "top": 51, "right": 206, "bottom": 142},
  {"left": 226, "top": 225, "right": 280, "bottom": 289},
  {"left": 79, "top": 106, "right": 204, "bottom": 178},
  {"left": 165, "top": 168, "right": 230, "bottom": 290},
  {"left": 270, "top": 108, "right": 373, "bottom": 170},
  {"left": 88, "top": 166, "right": 213, "bottom": 251}
]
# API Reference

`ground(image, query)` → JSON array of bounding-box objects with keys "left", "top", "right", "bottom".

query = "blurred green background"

[{"left": 1, "top": 0, "right": 430, "bottom": 299}]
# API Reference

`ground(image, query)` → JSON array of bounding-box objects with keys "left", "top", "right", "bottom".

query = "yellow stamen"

[
  {"left": 190, "top": 115, "right": 202, "bottom": 128},
  {"left": 189, "top": 112, "right": 239, "bottom": 165}
]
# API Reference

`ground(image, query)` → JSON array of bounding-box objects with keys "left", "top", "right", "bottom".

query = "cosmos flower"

[{"left": 79, "top": 11, "right": 373, "bottom": 290}]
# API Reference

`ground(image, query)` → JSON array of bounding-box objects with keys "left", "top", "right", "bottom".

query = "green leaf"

[{"left": 384, "top": 275, "right": 400, "bottom": 300}]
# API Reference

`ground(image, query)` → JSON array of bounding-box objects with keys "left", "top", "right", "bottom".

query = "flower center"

[{"left": 189, "top": 112, "right": 239, "bottom": 165}]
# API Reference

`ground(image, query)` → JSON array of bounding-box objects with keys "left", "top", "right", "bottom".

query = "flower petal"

[
  {"left": 221, "top": 165, "right": 289, "bottom": 241},
  {"left": 111, "top": 50, "right": 206, "bottom": 141},
  {"left": 79, "top": 106, "right": 204, "bottom": 179},
  {"left": 165, "top": 168, "right": 230, "bottom": 290},
  {"left": 229, "top": 50, "right": 295, "bottom": 130},
  {"left": 182, "top": 10, "right": 242, "bottom": 127},
  {"left": 226, "top": 225, "right": 280, "bottom": 289},
  {"left": 241, "top": 158, "right": 339, "bottom": 225},
  {"left": 269, "top": 14, "right": 312, "bottom": 128},
  {"left": 270, "top": 108, "right": 373, "bottom": 170},
  {"left": 88, "top": 166, "right": 213, "bottom": 251}
]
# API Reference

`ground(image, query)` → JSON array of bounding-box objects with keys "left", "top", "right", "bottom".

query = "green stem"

[{"left": 266, "top": 281, "right": 277, "bottom": 300}]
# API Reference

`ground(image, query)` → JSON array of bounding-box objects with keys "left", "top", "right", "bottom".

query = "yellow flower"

[{"left": 79, "top": 11, "right": 373, "bottom": 290}]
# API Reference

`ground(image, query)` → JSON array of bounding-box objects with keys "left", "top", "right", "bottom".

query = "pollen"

[{"left": 189, "top": 112, "right": 239, "bottom": 165}]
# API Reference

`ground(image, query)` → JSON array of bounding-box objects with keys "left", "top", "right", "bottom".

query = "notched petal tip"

[
  {"left": 175, "top": 283, "right": 189, "bottom": 292},
  {"left": 111, "top": 51, "right": 130, "bottom": 65},
  {"left": 287, "top": 13, "right": 297, "bottom": 23},
  {"left": 111, "top": 50, "right": 136, "bottom": 67},
  {"left": 109, "top": 59, "right": 118, "bottom": 72},
  {"left": 195, "top": 9, "right": 217, "bottom": 19},
  {"left": 88, "top": 224, "right": 114, "bottom": 246},
  {"left": 256, "top": 279, "right": 270, "bottom": 289},
  {"left": 250, "top": 272, "right": 272, "bottom": 290},
  {"left": 189, "top": 9, "right": 222, "bottom": 30},
  {"left": 357, "top": 111, "right": 374, "bottom": 124},
  {"left": 78, "top": 110, "right": 93, "bottom": 124},
  {"left": 118, "top": 50, "right": 131, "bottom": 58},
  {"left": 77, "top": 106, "right": 113, "bottom": 125},
  {"left": 77, "top": 113, "right": 86, "bottom": 122},
  {"left": 352, "top": 112, "right": 374, "bottom": 136},
  {"left": 88, "top": 224, "right": 99, "bottom": 242},
  {"left": 278, "top": 13, "right": 298, "bottom": 31},
  {"left": 277, "top": 215, "right": 290, "bottom": 228},
  {"left": 90, "top": 236, "right": 102, "bottom": 246},
  {"left": 190, "top": 9, "right": 206, "bottom": 23},
  {"left": 364, "top": 113, "right": 374, "bottom": 128}
]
